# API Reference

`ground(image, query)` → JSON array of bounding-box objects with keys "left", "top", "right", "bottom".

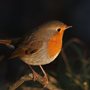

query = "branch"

[{"left": 9, "top": 73, "right": 62, "bottom": 90}]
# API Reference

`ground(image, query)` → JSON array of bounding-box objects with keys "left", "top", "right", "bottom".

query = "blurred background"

[{"left": 0, "top": 0, "right": 90, "bottom": 90}]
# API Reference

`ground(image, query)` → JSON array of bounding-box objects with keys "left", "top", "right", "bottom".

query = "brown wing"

[{"left": 10, "top": 33, "right": 43, "bottom": 59}]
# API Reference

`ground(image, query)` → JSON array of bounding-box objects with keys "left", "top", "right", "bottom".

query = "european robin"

[{"left": 0, "top": 20, "right": 72, "bottom": 86}]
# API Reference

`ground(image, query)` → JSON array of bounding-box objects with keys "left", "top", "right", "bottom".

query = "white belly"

[{"left": 21, "top": 43, "right": 60, "bottom": 65}]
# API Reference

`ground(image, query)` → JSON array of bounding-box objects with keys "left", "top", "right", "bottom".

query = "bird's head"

[{"left": 43, "top": 21, "right": 72, "bottom": 59}]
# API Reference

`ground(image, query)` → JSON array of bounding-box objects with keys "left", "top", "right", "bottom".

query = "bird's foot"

[
  {"left": 42, "top": 75, "right": 48, "bottom": 87},
  {"left": 32, "top": 71, "right": 39, "bottom": 81}
]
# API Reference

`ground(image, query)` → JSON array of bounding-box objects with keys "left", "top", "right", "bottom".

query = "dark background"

[
  {"left": 0, "top": 0, "right": 90, "bottom": 44},
  {"left": 0, "top": 0, "right": 90, "bottom": 90}
]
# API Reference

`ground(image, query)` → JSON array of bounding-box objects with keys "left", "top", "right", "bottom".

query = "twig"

[
  {"left": 61, "top": 49, "right": 72, "bottom": 74},
  {"left": 0, "top": 39, "right": 12, "bottom": 45},
  {"left": 61, "top": 38, "right": 86, "bottom": 73},
  {"left": 9, "top": 73, "right": 62, "bottom": 90}
]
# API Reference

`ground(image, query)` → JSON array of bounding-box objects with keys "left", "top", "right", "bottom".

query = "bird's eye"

[{"left": 57, "top": 28, "right": 61, "bottom": 32}]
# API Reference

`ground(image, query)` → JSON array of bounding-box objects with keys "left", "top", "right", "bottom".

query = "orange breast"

[{"left": 47, "top": 32, "right": 63, "bottom": 58}]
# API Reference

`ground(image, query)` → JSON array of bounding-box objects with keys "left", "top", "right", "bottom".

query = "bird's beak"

[{"left": 65, "top": 25, "right": 72, "bottom": 30}]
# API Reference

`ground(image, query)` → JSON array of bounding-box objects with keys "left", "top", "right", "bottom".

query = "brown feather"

[{"left": 10, "top": 33, "right": 43, "bottom": 59}]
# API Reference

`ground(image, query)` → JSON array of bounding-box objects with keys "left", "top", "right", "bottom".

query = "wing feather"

[{"left": 10, "top": 33, "right": 43, "bottom": 59}]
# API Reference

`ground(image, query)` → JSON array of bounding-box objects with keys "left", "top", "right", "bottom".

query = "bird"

[{"left": 0, "top": 20, "right": 72, "bottom": 86}]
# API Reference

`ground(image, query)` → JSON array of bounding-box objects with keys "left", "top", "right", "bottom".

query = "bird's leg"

[
  {"left": 29, "top": 65, "right": 39, "bottom": 81},
  {"left": 39, "top": 65, "right": 48, "bottom": 86}
]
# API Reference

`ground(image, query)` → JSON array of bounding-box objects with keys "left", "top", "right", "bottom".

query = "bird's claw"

[
  {"left": 32, "top": 71, "right": 39, "bottom": 81},
  {"left": 42, "top": 75, "right": 48, "bottom": 87}
]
